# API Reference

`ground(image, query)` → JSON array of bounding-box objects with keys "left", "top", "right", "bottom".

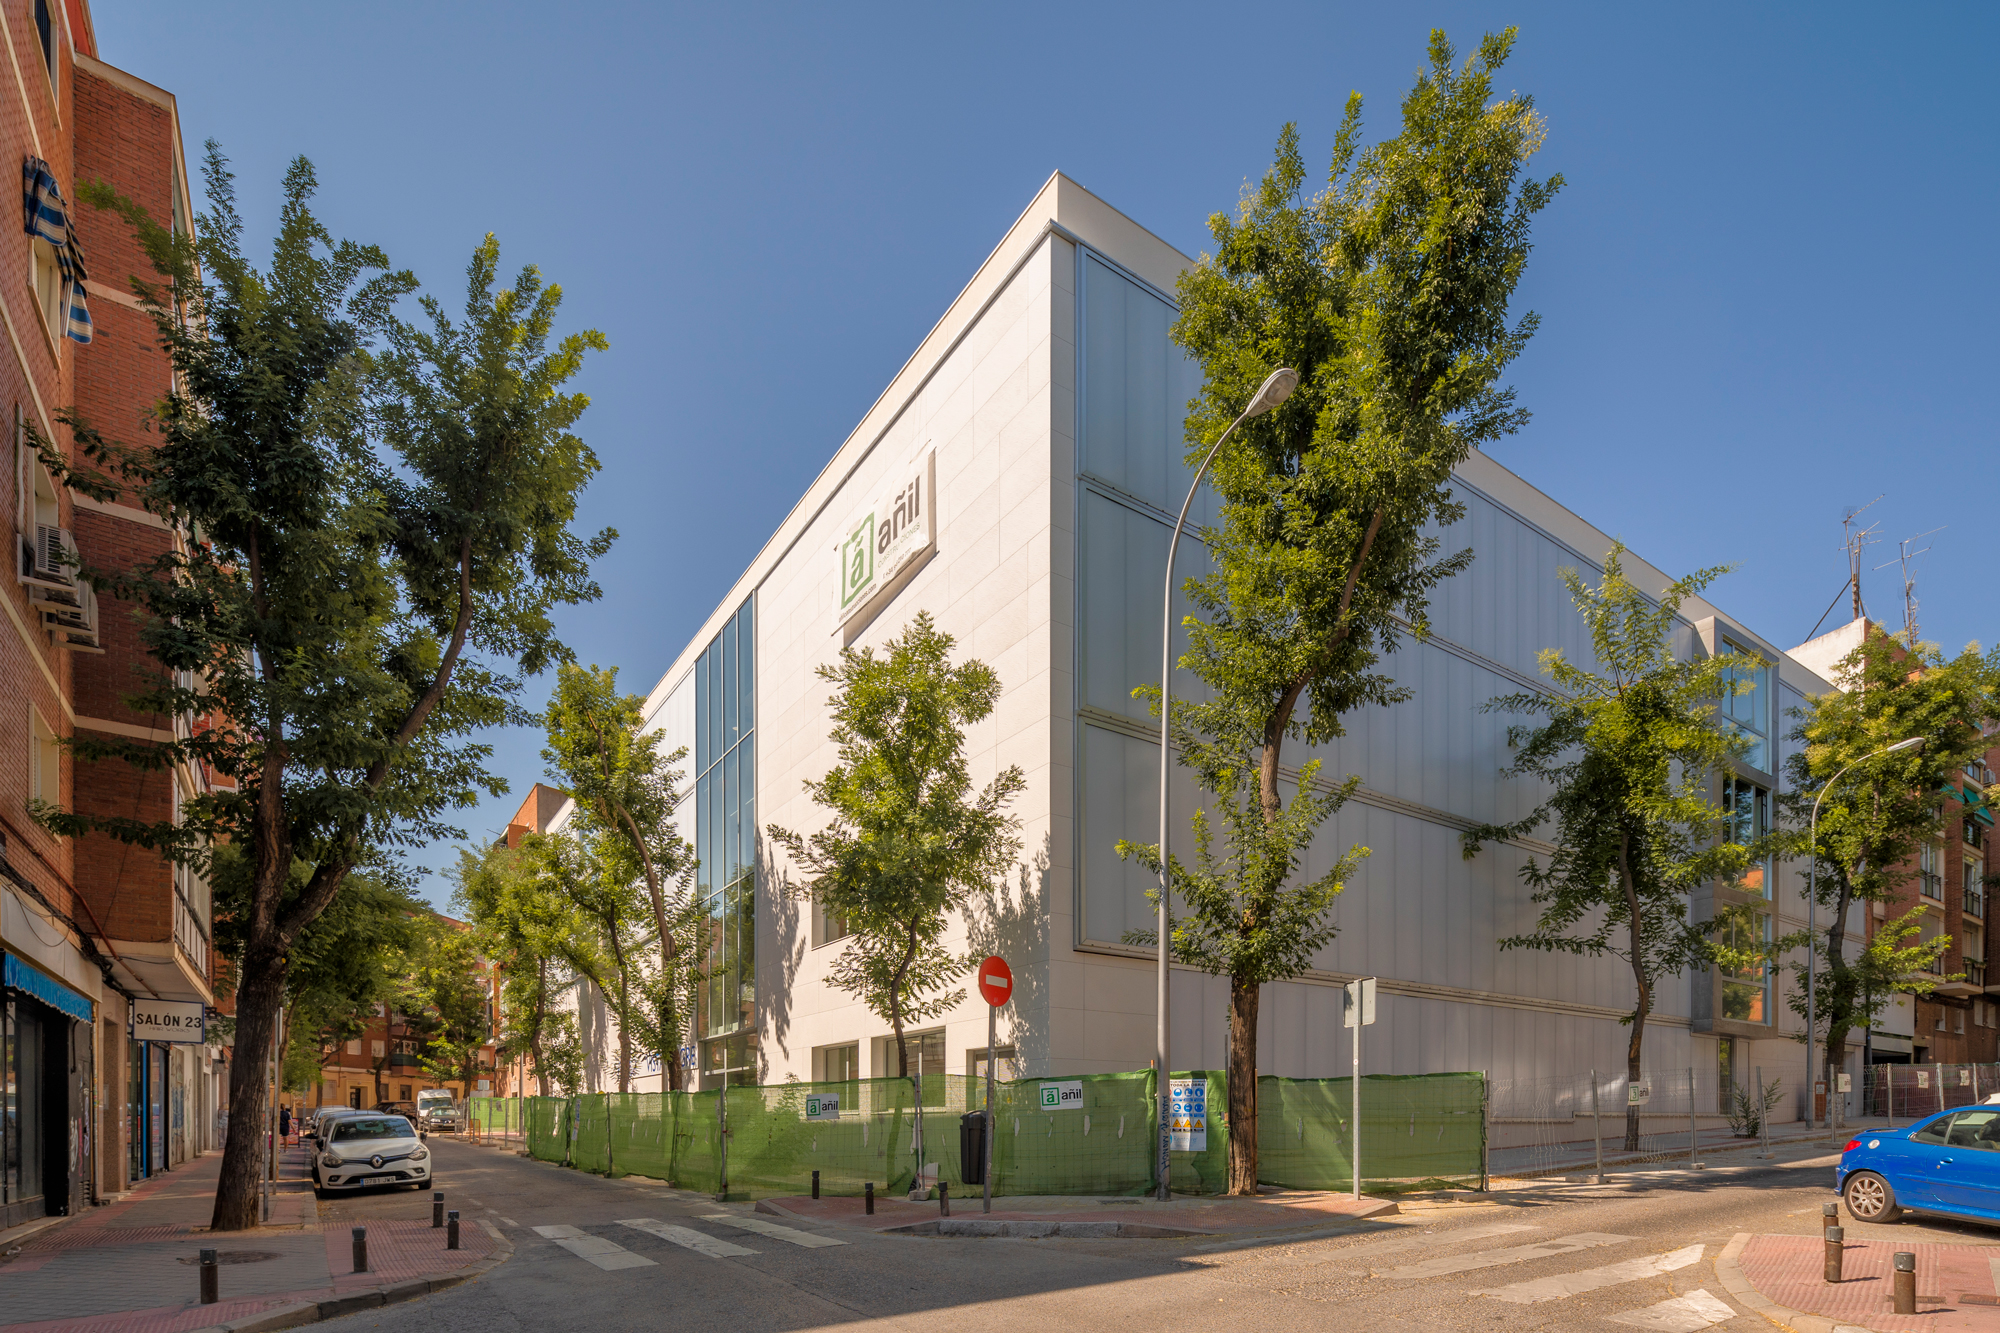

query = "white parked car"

[{"left": 313, "top": 1114, "right": 432, "bottom": 1195}]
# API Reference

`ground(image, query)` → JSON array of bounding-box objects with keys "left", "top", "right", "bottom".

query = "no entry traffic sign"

[{"left": 977, "top": 955, "right": 1012, "bottom": 1007}]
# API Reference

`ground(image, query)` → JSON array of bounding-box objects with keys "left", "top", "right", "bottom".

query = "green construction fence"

[{"left": 470, "top": 1068, "right": 1483, "bottom": 1197}]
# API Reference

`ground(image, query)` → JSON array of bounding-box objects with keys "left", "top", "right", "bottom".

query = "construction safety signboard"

[{"left": 1169, "top": 1077, "right": 1207, "bottom": 1152}]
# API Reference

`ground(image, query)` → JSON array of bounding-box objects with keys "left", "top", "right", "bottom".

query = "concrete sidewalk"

[
  {"left": 0, "top": 1148, "right": 505, "bottom": 1333},
  {"left": 1719, "top": 1232, "right": 2000, "bottom": 1333},
  {"left": 757, "top": 1188, "right": 1399, "bottom": 1238}
]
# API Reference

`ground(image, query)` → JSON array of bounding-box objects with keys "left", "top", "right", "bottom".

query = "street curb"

[
  {"left": 174, "top": 1228, "right": 517, "bottom": 1333},
  {"left": 1714, "top": 1231, "right": 1878, "bottom": 1333}
]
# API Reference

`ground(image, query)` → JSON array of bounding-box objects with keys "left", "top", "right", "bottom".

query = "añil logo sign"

[{"left": 837, "top": 449, "right": 935, "bottom": 624}]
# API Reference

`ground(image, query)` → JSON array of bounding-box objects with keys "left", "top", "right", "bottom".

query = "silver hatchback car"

[{"left": 314, "top": 1114, "right": 432, "bottom": 1194}]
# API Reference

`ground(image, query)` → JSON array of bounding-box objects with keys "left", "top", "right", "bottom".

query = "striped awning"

[{"left": 21, "top": 155, "right": 92, "bottom": 344}]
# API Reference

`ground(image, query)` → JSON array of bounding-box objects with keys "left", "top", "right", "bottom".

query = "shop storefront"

[{"left": 2, "top": 952, "right": 94, "bottom": 1227}]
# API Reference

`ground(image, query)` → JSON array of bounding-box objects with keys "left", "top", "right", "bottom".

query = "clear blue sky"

[{"left": 92, "top": 2, "right": 1999, "bottom": 907}]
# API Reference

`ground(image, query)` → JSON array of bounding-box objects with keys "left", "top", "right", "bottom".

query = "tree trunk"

[
  {"left": 1226, "top": 974, "right": 1260, "bottom": 1195},
  {"left": 212, "top": 949, "right": 288, "bottom": 1231},
  {"left": 1618, "top": 832, "right": 1650, "bottom": 1153}
]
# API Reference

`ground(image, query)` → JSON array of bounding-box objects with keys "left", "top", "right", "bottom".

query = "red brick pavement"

[
  {"left": 1738, "top": 1233, "right": 2000, "bottom": 1333},
  {"left": 0, "top": 1149, "right": 498, "bottom": 1333}
]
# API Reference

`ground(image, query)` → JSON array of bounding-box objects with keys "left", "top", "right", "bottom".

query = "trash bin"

[{"left": 959, "top": 1110, "right": 987, "bottom": 1186}]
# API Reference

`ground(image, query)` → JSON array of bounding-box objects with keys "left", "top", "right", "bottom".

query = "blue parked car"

[{"left": 1837, "top": 1105, "right": 2000, "bottom": 1224}]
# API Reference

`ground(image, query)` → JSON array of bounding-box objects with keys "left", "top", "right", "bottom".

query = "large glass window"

[
  {"left": 1921, "top": 839, "right": 1945, "bottom": 900},
  {"left": 3, "top": 1000, "right": 42, "bottom": 1204},
  {"left": 1966, "top": 855, "right": 1986, "bottom": 920},
  {"left": 694, "top": 596, "right": 756, "bottom": 1084},
  {"left": 1722, "top": 776, "right": 1771, "bottom": 897},
  {"left": 1718, "top": 912, "right": 1771, "bottom": 1024},
  {"left": 1718, "top": 639, "right": 1770, "bottom": 771}
]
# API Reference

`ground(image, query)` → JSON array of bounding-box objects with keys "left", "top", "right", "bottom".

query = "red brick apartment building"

[
  {"left": 1793, "top": 619, "right": 2000, "bottom": 1083},
  {"left": 0, "top": 0, "right": 220, "bottom": 1229}
]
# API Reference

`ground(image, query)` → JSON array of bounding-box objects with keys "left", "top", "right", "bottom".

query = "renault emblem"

[{"left": 370, "top": 1154, "right": 384, "bottom": 1169}]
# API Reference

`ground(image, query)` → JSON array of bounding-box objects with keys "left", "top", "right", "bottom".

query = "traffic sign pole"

[
  {"left": 977, "top": 956, "right": 1011, "bottom": 1216},
  {"left": 984, "top": 1002, "right": 995, "bottom": 1215}
]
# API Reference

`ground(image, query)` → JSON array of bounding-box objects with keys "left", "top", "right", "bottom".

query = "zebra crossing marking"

[
  {"left": 697, "top": 1213, "right": 848, "bottom": 1248},
  {"left": 1470, "top": 1243, "right": 1704, "bottom": 1304},
  {"left": 531, "top": 1224, "right": 658, "bottom": 1270},
  {"left": 1606, "top": 1288, "right": 1736, "bottom": 1332},
  {"left": 1379, "top": 1232, "right": 1636, "bottom": 1279},
  {"left": 618, "top": 1217, "right": 760, "bottom": 1258}
]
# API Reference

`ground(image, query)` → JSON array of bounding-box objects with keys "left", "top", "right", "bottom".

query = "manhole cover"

[{"left": 178, "top": 1250, "right": 283, "bottom": 1265}]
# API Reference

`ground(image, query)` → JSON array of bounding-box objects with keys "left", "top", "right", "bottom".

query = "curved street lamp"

[
  {"left": 1154, "top": 367, "right": 1298, "bottom": 1199},
  {"left": 1805, "top": 734, "right": 1925, "bottom": 1129}
]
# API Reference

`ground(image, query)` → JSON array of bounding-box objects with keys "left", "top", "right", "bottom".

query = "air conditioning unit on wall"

[
  {"left": 18, "top": 522, "right": 79, "bottom": 603},
  {"left": 41, "top": 578, "right": 101, "bottom": 652}
]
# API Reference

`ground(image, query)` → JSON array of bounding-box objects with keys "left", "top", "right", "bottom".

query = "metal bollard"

[
  {"left": 1892, "top": 1251, "right": 1916, "bottom": 1314},
  {"left": 864, "top": 1182, "right": 874, "bottom": 1216},
  {"left": 448, "top": 1210, "right": 461, "bottom": 1250},
  {"left": 940, "top": 1180, "right": 950, "bottom": 1218},
  {"left": 1822, "top": 1201, "right": 1838, "bottom": 1236},
  {"left": 1823, "top": 1226, "right": 1843, "bottom": 1283},
  {"left": 811, "top": 1169, "right": 820, "bottom": 1201},
  {"left": 199, "top": 1248, "right": 219, "bottom": 1304},
  {"left": 351, "top": 1227, "right": 368, "bottom": 1274},
  {"left": 433, "top": 1191, "right": 445, "bottom": 1228}
]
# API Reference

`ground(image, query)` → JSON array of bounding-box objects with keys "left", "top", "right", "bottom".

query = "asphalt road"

[{"left": 312, "top": 1137, "right": 2000, "bottom": 1333}]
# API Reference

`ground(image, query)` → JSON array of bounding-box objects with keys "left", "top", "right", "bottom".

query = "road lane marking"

[
  {"left": 1378, "top": 1233, "right": 1636, "bottom": 1279},
  {"left": 1471, "top": 1243, "right": 1704, "bottom": 1304},
  {"left": 1607, "top": 1288, "right": 1736, "bottom": 1331},
  {"left": 696, "top": 1213, "right": 848, "bottom": 1248},
  {"left": 531, "top": 1224, "right": 658, "bottom": 1271},
  {"left": 618, "top": 1217, "right": 759, "bottom": 1258}
]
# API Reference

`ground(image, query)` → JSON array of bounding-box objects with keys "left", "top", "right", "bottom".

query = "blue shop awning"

[{"left": 2, "top": 951, "right": 94, "bottom": 1023}]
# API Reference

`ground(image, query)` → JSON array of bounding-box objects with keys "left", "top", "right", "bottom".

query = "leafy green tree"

[
  {"left": 38, "top": 147, "right": 611, "bottom": 1229},
  {"left": 454, "top": 838, "right": 600, "bottom": 1094},
  {"left": 1138, "top": 28, "right": 1559, "bottom": 1193},
  {"left": 520, "top": 830, "right": 654, "bottom": 1092},
  {"left": 768, "top": 612, "right": 1024, "bottom": 1076},
  {"left": 273, "top": 860, "right": 423, "bottom": 1102},
  {"left": 541, "top": 664, "right": 698, "bottom": 1087},
  {"left": 399, "top": 915, "right": 494, "bottom": 1092},
  {"left": 1462, "top": 548, "right": 1767, "bottom": 1149},
  {"left": 1774, "top": 627, "right": 1998, "bottom": 1119}
]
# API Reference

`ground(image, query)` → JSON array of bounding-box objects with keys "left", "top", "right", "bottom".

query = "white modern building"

[{"left": 564, "top": 173, "right": 1851, "bottom": 1116}]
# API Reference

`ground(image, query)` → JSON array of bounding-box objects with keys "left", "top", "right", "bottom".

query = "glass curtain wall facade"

[{"left": 695, "top": 595, "right": 756, "bottom": 1087}]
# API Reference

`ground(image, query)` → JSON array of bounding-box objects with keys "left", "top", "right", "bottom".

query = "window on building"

[
  {"left": 28, "top": 708, "right": 58, "bottom": 808},
  {"left": 370, "top": 1040, "right": 385, "bottom": 1059},
  {"left": 1718, "top": 640, "right": 1771, "bottom": 771},
  {"left": 1921, "top": 839, "right": 1945, "bottom": 899},
  {"left": 31, "top": 0, "right": 57, "bottom": 105},
  {"left": 1968, "top": 856, "right": 1987, "bottom": 920},
  {"left": 1969, "top": 818, "right": 1987, "bottom": 852},
  {"left": 30, "top": 240, "right": 63, "bottom": 342},
  {"left": 1965, "top": 927, "right": 1986, "bottom": 988},
  {"left": 345, "top": 1038, "right": 361, "bottom": 1056},
  {"left": 1920, "top": 913, "right": 1948, "bottom": 974},
  {"left": 1721, "top": 776, "right": 1771, "bottom": 895},
  {"left": 1717, "top": 911, "right": 1771, "bottom": 1023},
  {"left": 1956, "top": 1008, "right": 1966, "bottom": 1034},
  {"left": 695, "top": 595, "right": 756, "bottom": 1084},
  {"left": 820, "top": 1043, "right": 860, "bottom": 1085},
  {"left": 398, "top": 1084, "right": 412, "bottom": 1101}
]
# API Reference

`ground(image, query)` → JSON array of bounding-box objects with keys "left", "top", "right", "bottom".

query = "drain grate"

[{"left": 178, "top": 1250, "right": 283, "bottom": 1265}]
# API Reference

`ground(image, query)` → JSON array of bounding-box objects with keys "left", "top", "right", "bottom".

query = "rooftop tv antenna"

[
  {"left": 1805, "top": 499, "right": 1884, "bottom": 642},
  {"left": 1842, "top": 498, "right": 1883, "bottom": 622},
  {"left": 1875, "top": 527, "right": 1944, "bottom": 647}
]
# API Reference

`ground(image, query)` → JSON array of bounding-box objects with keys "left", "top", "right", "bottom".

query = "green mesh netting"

[
  {"left": 1256, "top": 1072, "right": 1485, "bottom": 1188},
  {"left": 525, "top": 1096, "right": 567, "bottom": 1163},
  {"left": 495, "top": 1069, "right": 1483, "bottom": 1196}
]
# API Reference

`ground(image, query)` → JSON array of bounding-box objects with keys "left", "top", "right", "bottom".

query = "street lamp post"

[
  {"left": 1806, "top": 735, "right": 1925, "bottom": 1129},
  {"left": 1155, "top": 367, "right": 1298, "bottom": 1201}
]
